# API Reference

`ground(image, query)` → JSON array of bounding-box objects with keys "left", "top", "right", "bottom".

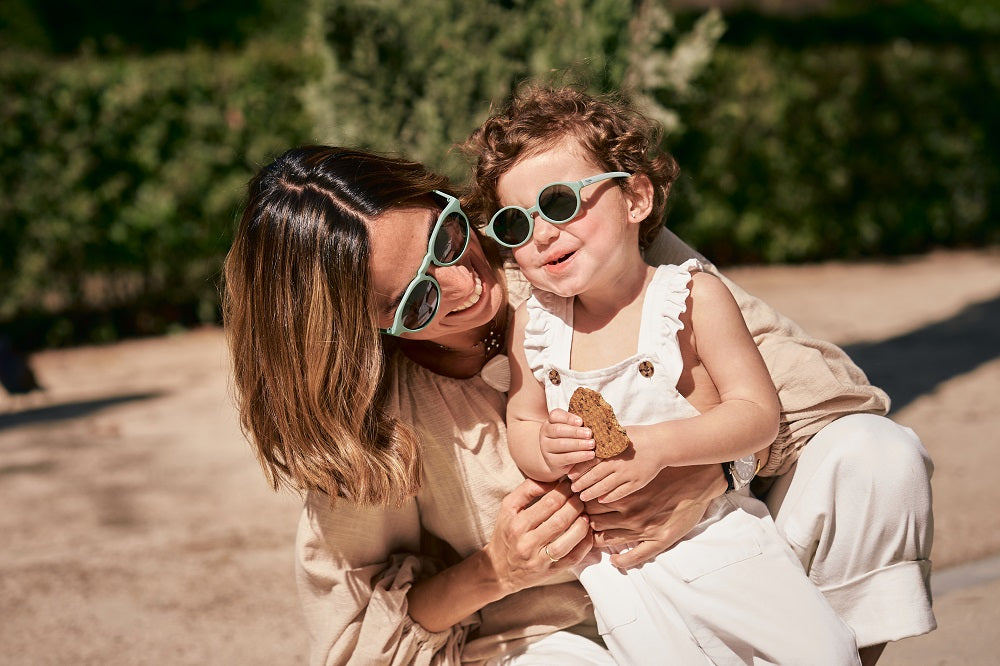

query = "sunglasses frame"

[
  {"left": 379, "top": 190, "right": 471, "bottom": 336},
  {"left": 485, "top": 171, "right": 631, "bottom": 248}
]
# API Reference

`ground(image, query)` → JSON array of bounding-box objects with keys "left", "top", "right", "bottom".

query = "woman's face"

[{"left": 367, "top": 205, "right": 505, "bottom": 341}]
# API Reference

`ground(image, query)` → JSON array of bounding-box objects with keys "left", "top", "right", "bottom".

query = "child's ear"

[{"left": 626, "top": 173, "right": 655, "bottom": 224}]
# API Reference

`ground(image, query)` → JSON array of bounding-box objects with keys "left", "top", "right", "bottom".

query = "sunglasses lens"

[
  {"left": 400, "top": 278, "right": 439, "bottom": 331},
  {"left": 434, "top": 213, "right": 468, "bottom": 264},
  {"left": 538, "top": 185, "right": 578, "bottom": 222},
  {"left": 492, "top": 209, "right": 532, "bottom": 246}
]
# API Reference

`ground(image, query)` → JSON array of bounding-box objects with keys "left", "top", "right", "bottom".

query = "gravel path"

[{"left": 2, "top": 248, "right": 998, "bottom": 664}]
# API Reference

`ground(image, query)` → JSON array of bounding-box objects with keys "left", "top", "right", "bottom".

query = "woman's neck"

[{"left": 398, "top": 318, "right": 503, "bottom": 379}]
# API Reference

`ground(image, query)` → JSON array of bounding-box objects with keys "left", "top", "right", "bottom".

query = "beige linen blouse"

[{"left": 294, "top": 229, "right": 890, "bottom": 665}]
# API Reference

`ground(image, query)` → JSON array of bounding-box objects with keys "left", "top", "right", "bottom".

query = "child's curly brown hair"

[{"left": 462, "top": 85, "right": 680, "bottom": 250}]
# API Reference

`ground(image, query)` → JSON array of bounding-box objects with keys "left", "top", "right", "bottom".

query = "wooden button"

[
  {"left": 547, "top": 369, "right": 561, "bottom": 385},
  {"left": 638, "top": 361, "right": 654, "bottom": 377}
]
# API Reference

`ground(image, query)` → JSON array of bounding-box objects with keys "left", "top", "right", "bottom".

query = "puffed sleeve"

[{"left": 295, "top": 490, "right": 473, "bottom": 666}]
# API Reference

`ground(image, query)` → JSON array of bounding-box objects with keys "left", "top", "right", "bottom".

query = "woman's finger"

[
  {"left": 609, "top": 539, "right": 663, "bottom": 569},
  {"left": 517, "top": 480, "right": 577, "bottom": 533},
  {"left": 503, "top": 477, "right": 555, "bottom": 514},
  {"left": 531, "top": 484, "right": 586, "bottom": 547},
  {"left": 559, "top": 517, "right": 595, "bottom": 567},
  {"left": 540, "top": 513, "right": 592, "bottom": 564}
]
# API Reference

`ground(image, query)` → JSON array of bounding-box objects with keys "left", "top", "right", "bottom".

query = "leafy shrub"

[
  {"left": 2, "top": 0, "right": 997, "bottom": 347},
  {"left": 665, "top": 26, "right": 999, "bottom": 263},
  {"left": 0, "top": 41, "right": 314, "bottom": 345}
]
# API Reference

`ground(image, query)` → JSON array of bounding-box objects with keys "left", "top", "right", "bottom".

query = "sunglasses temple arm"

[{"left": 579, "top": 171, "right": 631, "bottom": 187}]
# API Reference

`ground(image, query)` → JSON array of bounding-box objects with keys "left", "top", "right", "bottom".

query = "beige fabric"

[
  {"left": 294, "top": 228, "right": 891, "bottom": 665},
  {"left": 295, "top": 345, "right": 597, "bottom": 666}
]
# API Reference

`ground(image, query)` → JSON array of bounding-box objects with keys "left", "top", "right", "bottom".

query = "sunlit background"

[
  {"left": 1, "top": 2, "right": 998, "bottom": 664},
  {"left": 1, "top": 0, "right": 996, "bottom": 350}
]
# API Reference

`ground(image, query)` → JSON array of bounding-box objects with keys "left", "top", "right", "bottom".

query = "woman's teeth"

[{"left": 450, "top": 272, "right": 483, "bottom": 313}]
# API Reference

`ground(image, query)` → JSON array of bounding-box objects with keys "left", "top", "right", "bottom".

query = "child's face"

[{"left": 497, "top": 139, "right": 640, "bottom": 299}]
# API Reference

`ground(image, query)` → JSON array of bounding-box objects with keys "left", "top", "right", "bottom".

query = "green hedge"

[
  {"left": 2, "top": 1, "right": 997, "bottom": 347},
  {"left": 666, "top": 39, "right": 1000, "bottom": 263},
  {"left": 0, "top": 42, "right": 314, "bottom": 346}
]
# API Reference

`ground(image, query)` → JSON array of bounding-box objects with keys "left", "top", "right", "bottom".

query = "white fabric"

[
  {"left": 521, "top": 264, "right": 859, "bottom": 664},
  {"left": 293, "top": 245, "right": 933, "bottom": 665},
  {"left": 765, "top": 413, "right": 937, "bottom": 647},
  {"left": 484, "top": 631, "right": 616, "bottom": 666},
  {"left": 584, "top": 495, "right": 862, "bottom": 665}
]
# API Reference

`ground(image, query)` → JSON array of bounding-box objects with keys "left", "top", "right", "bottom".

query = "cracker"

[{"left": 568, "top": 387, "right": 632, "bottom": 458}]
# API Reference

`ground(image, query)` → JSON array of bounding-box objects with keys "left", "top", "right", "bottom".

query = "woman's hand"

[
  {"left": 483, "top": 478, "right": 593, "bottom": 596},
  {"left": 577, "top": 463, "right": 726, "bottom": 569},
  {"left": 408, "top": 478, "right": 591, "bottom": 633}
]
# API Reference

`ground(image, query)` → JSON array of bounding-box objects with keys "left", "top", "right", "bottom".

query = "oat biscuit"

[{"left": 568, "top": 387, "right": 632, "bottom": 458}]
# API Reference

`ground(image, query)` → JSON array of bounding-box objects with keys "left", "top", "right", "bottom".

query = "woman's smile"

[{"left": 449, "top": 270, "right": 483, "bottom": 313}]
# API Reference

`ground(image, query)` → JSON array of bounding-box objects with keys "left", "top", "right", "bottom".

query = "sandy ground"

[{"left": 1, "top": 248, "right": 998, "bottom": 664}]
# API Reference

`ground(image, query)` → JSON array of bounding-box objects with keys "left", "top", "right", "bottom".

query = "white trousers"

[
  {"left": 493, "top": 414, "right": 936, "bottom": 664},
  {"left": 575, "top": 493, "right": 860, "bottom": 666},
  {"left": 765, "top": 413, "right": 936, "bottom": 647}
]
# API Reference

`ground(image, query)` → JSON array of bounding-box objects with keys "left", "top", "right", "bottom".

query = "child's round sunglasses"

[
  {"left": 485, "top": 171, "right": 631, "bottom": 248},
  {"left": 379, "top": 191, "right": 471, "bottom": 336}
]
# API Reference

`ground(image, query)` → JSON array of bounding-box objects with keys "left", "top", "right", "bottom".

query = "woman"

[{"left": 223, "top": 145, "right": 934, "bottom": 665}]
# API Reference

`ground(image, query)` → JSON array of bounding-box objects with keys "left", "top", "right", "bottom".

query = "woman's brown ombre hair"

[{"left": 223, "top": 146, "right": 451, "bottom": 507}]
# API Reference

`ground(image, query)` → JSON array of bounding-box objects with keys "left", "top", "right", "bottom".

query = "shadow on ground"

[
  {"left": 0, "top": 392, "right": 161, "bottom": 432},
  {"left": 843, "top": 293, "right": 1000, "bottom": 412}
]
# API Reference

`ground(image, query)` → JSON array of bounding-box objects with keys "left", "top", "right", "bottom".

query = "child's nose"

[{"left": 531, "top": 214, "right": 560, "bottom": 245}]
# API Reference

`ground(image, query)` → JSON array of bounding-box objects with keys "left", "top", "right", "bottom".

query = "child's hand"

[
  {"left": 568, "top": 441, "right": 664, "bottom": 503},
  {"left": 540, "top": 409, "right": 595, "bottom": 476}
]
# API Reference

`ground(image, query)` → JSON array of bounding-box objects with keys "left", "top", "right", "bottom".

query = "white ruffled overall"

[{"left": 522, "top": 261, "right": 860, "bottom": 666}]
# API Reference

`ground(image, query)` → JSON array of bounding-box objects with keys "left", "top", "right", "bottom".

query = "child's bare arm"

[
  {"left": 570, "top": 272, "right": 777, "bottom": 502},
  {"left": 507, "top": 303, "right": 595, "bottom": 481},
  {"left": 631, "top": 271, "right": 779, "bottom": 466}
]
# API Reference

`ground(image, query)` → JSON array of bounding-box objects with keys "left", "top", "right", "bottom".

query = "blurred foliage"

[
  {"left": 0, "top": 0, "right": 300, "bottom": 53},
  {"left": 0, "top": 42, "right": 314, "bottom": 346},
  {"left": 1, "top": 0, "right": 997, "bottom": 347},
  {"left": 302, "top": 0, "right": 651, "bottom": 180},
  {"left": 666, "top": 38, "right": 1000, "bottom": 263}
]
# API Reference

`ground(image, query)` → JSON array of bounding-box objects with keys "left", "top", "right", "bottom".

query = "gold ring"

[{"left": 543, "top": 544, "right": 560, "bottom": 562}]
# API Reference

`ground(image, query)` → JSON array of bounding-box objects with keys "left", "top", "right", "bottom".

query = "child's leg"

[
  {"left": 573, "top": 550, "right": 713, "bottom": 664},
  {"left": 638, "top": 495, "right": 861, "bottom": 665},
  {"left": 764, "top": 413, "right": 936, "bottom": 648}
]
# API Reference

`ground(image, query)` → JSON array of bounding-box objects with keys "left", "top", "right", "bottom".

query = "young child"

[{"left": 467, "top": 86, "right": 861, "bottom": 664}]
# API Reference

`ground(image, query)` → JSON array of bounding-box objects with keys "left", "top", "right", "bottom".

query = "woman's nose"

[{"left": 431, "top": 262, "right": 475, "bottom": 299}]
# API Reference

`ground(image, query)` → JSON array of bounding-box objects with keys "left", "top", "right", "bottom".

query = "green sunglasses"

[
  {"left": 379, "top": 190, "right": 471, "bottom": 337},
  {"left": 485, "top": 171, "right": 631, "bottom": 248}
]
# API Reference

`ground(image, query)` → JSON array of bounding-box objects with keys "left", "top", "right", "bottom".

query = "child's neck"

[
  {"left": 572, "top": 257, "right": 652, "bottom": 326},
  {"left": 568, "top": 260, "right": 654, "bottom": 371}
]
